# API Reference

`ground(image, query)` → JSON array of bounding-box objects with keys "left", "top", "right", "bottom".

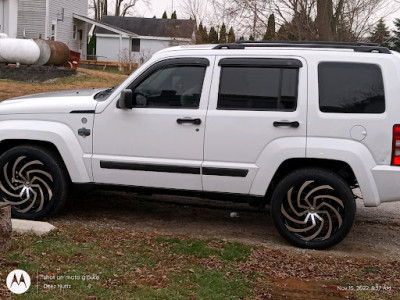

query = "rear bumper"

[{"left": 372, "top": 166, "right": 400, "bottom": 203}]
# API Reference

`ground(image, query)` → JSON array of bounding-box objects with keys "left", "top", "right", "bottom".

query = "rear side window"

[
  {"left": 218, "top": 67, "right": 298, "bottom": 111},
  {"left": 319, "top": 62, "right": 385, "bottom": 113}
]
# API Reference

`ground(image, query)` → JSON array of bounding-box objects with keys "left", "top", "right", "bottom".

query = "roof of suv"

[{"left": 158, "top": 41, "right": 392, "bottom": 55}]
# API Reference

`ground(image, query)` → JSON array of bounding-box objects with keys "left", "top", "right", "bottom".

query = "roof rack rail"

[{"left": 213, "top": 41, "right": 391, "bottom": 54}]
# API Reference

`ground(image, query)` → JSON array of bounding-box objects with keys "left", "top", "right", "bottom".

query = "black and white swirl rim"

[
  {"left": 0, "top": 156, "right": 53, "bottom": 213},
  {"left": 281, "top": 180, "right": 345, "bottom": 242}
]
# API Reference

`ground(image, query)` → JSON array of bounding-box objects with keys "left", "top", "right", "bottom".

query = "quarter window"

[
  {"left": 318, "top": 62, "right": 385, "bottom": 113},
  {"left": 132, "top": 65, "right": 206, "bottom": 108},
  {"left": 218, "top": 67, "right": 298, "bottom": 111}
]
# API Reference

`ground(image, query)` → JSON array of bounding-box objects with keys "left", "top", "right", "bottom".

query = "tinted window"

[
  {"left": 218, "top": 67, "right": 298, "bottom": 111},
  {"left": 132, "top": 65, "right": 206, "bottom": 108},
  {"left": 319, "top": 62, "right": 385, "bottom": 113}
]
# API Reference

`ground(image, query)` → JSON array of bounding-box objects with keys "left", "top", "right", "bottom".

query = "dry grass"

[{"left": 0, "top": 68, "right": 129, "bottom": 101}]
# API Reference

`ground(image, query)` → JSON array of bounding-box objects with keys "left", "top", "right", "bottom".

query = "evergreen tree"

[
  {"left": 228, "top": 27, "right": 236, "bottom": 43},
  {"left": 238, "top": 35, "right": 245, "bottom": 41},
  {"left": 201, "top": 25, "right": 209, "bottom": 44},
  {"left": 208, "top": 26, "right": 219, "bottom": 44},
  {"left": 392, "top": 18, "right": 400, "bottom": 51},
  {"left": 162, "top": 11, "right": 168, "bottom": 19},
  {"left": 171, "top": 11, "right": 177, "bottom": 19},
  {"left": 153, "top": 15, "right": 156, "bottom": 18},
  {"left": 196, "top": 22, "right": 204, "bottom": 44},
  {"left": 263, "top": 14, "right": 276, "bottom": 40},
  {"left": 370, "top": 18, "right": 390, "bottom": 47},
  {"left": 219, "top": 23, "right": 227, "bottom": 43},
  {"left": 87, "top": 34, "right": 96, "bottom": 57},
  {"left": 249, "top": 35, "right": 255, "bottom": 41}
]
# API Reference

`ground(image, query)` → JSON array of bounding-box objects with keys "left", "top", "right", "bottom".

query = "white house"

[
  {"left": 0, "top": 0, "right": 88, "bottom": 58},
  {"left": 95, "top": 16, "right": 196, "bottom": 63}
]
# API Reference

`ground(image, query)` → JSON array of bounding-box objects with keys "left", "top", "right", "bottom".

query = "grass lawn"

[
  {"left": 1, "top": 224, "right": 399, "bottom": 299},
  {"left": 0, "top": 68, "right": 129, "bottom": 101}
]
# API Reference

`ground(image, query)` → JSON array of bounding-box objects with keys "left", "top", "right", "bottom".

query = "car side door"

[
  {"left": 92, "top": 56, "right": 214, "bottom": 191},
  {"left": 203, "top": 56, "right": 307, "bottom": 196}
]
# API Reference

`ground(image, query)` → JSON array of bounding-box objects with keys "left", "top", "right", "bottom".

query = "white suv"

[{"left": 0, "top": 41, "right": 399, "bottom": 249}]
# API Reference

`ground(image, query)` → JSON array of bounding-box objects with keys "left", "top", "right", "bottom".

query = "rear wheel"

[
  {"left": 0, "top": 145, "right": 68, "bottom": 220},
  {"left": 270, "top": 168, "right": 356, "bottom": 249}
]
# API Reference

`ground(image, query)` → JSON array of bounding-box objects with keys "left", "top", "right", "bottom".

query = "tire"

[
  {"left": 270, "top": 168, "right": 356, "bottom": 250},
  {"left": 0, "top": 145, "right": 69, "bottom": 220}
]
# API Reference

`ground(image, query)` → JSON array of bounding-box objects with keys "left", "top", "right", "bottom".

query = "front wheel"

[
  {"left": 270, "top": 168, "right": 356, "bottom": 249},
  {"left": 0, "top": 145, "right": 69, "bottom": 220}
]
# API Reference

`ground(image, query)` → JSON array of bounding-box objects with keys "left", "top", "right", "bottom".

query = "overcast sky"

[{"left": 133, "top": 0, "right": 400, "bottom": 29}]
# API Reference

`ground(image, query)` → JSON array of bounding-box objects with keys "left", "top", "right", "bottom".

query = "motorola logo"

[{"left": 6, "top": 269, "right": 31, "bottom": 294}]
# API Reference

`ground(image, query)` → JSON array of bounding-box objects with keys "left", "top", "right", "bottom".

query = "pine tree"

[
  {"left": 228, "top": 27, "right": 236, "bottom": 43},
  {"left": 87, "top": 34, "right": 96, "bottom": 56},
  {"left": 219, "top": 23, "right": 227, "bottom": 43},
  {"left": 370, "top": 18, "right": 390, "bottom": 47},
  {"left": 162, "top": 11, "right": 168, "bottom": 19},
  {"left": 171, "top": 11, "right": 177, "bottom": 19},
  {"left": 249, "top": 35, "right": 255, "bottom": 41},
  {"left": 263, "top": 14, "right": 276, "bottom": 40},
  {"left": 196, "top": 23, "right": 204, "bottom": 44},
  {"left": 201, "top": 25, "right": 209, "bottom": 44},
  {"left": 393, "top": 18, "right": 400, "bottom": 51},
  {"left": 238, "top": 36, "right": 245, "bottom": 41},
  {"left": 208, "top": 27, "right": 219, "bottom": 44}
]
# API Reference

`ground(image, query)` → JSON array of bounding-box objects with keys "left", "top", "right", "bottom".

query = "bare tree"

[
  {"left": 274, "top": 0, "right": 398, "bottom": 41},
  {"left": 90, "top": 0, "right": 109, "bottom": 20},
  {"left": 210, "top": 0, "right": 273, "bottom": 40},
  {"left": 180, "top": 0, "right": 209, "bottom": 24},
  {"left": 90, "top": 0, "right": 150, "bottom": 19},
  {"left": 114, "top": 0, "right": 150, "bottom": 17}
]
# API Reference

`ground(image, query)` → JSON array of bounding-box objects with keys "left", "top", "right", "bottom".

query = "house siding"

[
  {"left": 47, "top": 0, "right": 88, "bottom": 57},
  {"left": 96, "top": 35, "right": 187, "bottom": 63},
  {"left": 17, "top": 0, "right": 46, "bottom": 39}
]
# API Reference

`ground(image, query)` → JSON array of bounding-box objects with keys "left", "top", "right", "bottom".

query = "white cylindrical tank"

[
  {"left": 33, "top": 39, "right": 51, "bottom": 66},
  {"left": 0, "top": 38, "right": 41, "bottom": 65}
]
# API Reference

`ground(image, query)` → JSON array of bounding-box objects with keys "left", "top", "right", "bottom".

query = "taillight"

[{"left": 392, "top": 125, "right": 400, "bottom": 166}]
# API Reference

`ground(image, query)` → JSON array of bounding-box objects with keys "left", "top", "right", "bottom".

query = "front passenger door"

[{"left": 92, "top": 57, "right": 214, "bottom": 191}]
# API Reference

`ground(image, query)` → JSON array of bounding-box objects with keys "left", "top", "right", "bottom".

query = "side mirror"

[{"left": 117, "top": 89, "right": 133, "bottom": 109}]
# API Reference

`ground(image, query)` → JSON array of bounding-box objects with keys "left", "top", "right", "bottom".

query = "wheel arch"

[
  {"left": 0, "top": 139, "right": 71, "bottom": 182},
  {"left": 0, "top": 120, "right": 92, "bottom": 183},
  {"left": 263, "top": 158, "right": 357, "bottom": 206}
]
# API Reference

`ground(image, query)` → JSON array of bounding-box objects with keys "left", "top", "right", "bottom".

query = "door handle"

[
  {"left": 273, "top": 121, "right": 300, "bottom": 128},
  {"left": 177, "top": 118, "right": 202, "bottom": 125}
]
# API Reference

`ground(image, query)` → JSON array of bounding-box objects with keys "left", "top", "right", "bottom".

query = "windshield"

[{"left": 94, "top": 85, "right": 119, "bottom": 101}]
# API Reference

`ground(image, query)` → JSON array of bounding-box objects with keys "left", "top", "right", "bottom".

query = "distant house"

[
  {"left": 0, "top": 0, "right": 88, "bottom": 58},
  {"left": 95, "top": 16, "right": 196, "bottom": 63}
]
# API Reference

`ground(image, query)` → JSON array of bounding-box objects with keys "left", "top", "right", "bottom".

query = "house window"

[
  {"left": 73, "top": 24, "right": 77, "bottom": 39},
  {"left": 132, "top": 39, "right": 140, "bottom": 52},
  {"left": 50, "top": 21, "right": 57, "bottom": 40}
]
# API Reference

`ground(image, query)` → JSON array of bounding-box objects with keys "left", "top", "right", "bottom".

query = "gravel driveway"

[{"left": 51, "top": 189, "right": 400, "bottom": 259}]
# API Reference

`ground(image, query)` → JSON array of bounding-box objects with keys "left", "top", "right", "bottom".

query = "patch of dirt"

[
  {"left": 270, "top": 278, "right": 349, "bottom": 299},
  {"left": 51, "top": 190, "right": 400, "bottom": 260}
]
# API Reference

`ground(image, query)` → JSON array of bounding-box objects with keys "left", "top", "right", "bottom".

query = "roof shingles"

[{"left": 95, "top": 16, "right": 196, "bottom": 39}]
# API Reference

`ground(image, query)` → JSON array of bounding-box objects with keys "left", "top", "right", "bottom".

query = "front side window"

[
  {"left": 218, "top": 67, "right": 298, "bottom": 111},
  {"left": 319, "top": 62, "right": 385, "bottom": 113},
  {"left": 132, "top": 65, "right": 206, "bottom": 108}
]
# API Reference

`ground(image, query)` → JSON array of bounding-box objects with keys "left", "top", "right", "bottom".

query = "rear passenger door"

[{"left": 203, "top": 57, "right": 307, "bottom": 195}]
